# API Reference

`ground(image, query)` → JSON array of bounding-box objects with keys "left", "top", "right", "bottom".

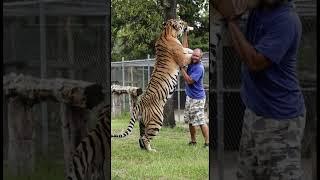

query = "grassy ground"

[
  {"left": 3, "top": 113, "right": 209, "bottom": 180},
  {"left": 112, "top": 113, "right": 209, "bottom": 180}
]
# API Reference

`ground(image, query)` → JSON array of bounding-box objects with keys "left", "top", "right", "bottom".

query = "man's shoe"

[
  {"left": 203, "top": 143, "right": 209, "bottom": 148},
  {"left": 188, "top": 141, "right": 197, "bottom": 146}
]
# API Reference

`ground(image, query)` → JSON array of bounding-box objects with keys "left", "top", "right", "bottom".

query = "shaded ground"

[{"left": 212, "top": 151, "right": 314, "bottom": 180}]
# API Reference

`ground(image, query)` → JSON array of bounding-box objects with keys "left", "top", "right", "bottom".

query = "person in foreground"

[
  {"left": 180, "top": 46, "right": 209, "bottom": 148},
  {"left": 218, "top": 0, "right": 305, "bottom": 179}
]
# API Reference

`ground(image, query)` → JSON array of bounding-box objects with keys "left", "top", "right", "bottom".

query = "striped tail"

[{"left": 111, "top": 105, "right": 139, "bottom": 138}]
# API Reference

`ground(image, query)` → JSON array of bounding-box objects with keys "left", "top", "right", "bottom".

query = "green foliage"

[
  {"left": 112, "top": 113, "right": 209, "bottom": 179},
  {"left": 177, "top": 0, "right": 209, "bottom": 52},
  {"left": 112, "top": 0, "right": 163, "bottom": 61},
  {"left": 112, "top": 0, "right": 209, "bottom": 61}
]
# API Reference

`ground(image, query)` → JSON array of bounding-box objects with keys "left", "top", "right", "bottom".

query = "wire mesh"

[
  {"left": 3, "top": 3, "right": 109, "bottom": 177},
  {"left": 111, "top": 57, "right": 210, "bottom": 122},
  {"left": 210, "top": 2, "right": 317, "bottom": 179}
]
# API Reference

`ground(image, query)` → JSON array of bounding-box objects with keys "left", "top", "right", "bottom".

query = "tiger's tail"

[{"left": 111, "top": 104, "right": 140, "bottom": 138}]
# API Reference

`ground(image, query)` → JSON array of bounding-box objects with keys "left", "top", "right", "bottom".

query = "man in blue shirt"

[
  {"left": 218, "top": 0, "right": 306, "bottom": 179},
  {"left": 180, "top": 48, "right": 209, "bottom": 148}
]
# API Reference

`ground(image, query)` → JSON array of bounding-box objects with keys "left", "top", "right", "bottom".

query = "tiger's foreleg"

[{"left": 174, "top": 46, "right": 192, "bottom": 67}]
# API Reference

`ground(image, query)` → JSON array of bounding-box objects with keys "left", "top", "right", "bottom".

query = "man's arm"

[
  {"left": 228, "top": 20, "right": 271, "bottom": 71},
  {"left": 228, "top": 22, "right": 244, "bottom": 59},
  {"left": 180, "top": 67, "right": 194, "bottom": 85}
]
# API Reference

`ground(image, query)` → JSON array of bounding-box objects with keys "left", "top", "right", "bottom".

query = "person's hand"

[
  {"left": 183, "top": 26, "right": 188, "bottom": 32},
  {"left": 215, "top": 0, "right": 248, "bottom": 22},
  {"left": 179, "top": 65, "right": 187, "bottom": 71},
  {"left": 227, "top": 18, "right": 240, "bottom": 27},
  {"left": 233, "top": 0, "right": 248, "bottom": 17},
  {"left": 227, "top": 14, "right": 243, "bottom": 22}
]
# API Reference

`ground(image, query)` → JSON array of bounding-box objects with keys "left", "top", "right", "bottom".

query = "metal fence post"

[
  {"left": 210, "top": 8, "right": 225, "bottom": 179},
  {"left": 39, "top": 0, "right": 48, "bottom": 156},
  {"left": 122, "top": 57, "right": 125, "bottom": 111},
  {"left": 216, "top": 23, "right": 225, "bottom": 180},
  {"left": 147, "top": 54, "right": 150, "bottom": 82},
  {"left": 142, "top": 66, "right": 145, "bottom": 90},
  {"left": 130, "top": 67, "right": 134, "bottom": 86}
]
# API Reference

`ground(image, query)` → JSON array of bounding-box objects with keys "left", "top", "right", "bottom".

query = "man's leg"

[
  {"left": 194, "top": 97, "right": 208, "bottom": 145},
  {"left": 253, "top": 113, "right": 306, "bottom": 180},
  {"left": 249, "top": 110, "right": 306, "bottom": 180},
  {"left": 200, "top": 124, "right": 209, "bottom": 144},
  {"left": 236, "top": 109, "right": 258, "bottom": 180},
  {"left": 184, "top": 96, "right": 196, "bottom": 144},
  {"left": 189, "top": 124, "right": 197, "bottom": 143}
]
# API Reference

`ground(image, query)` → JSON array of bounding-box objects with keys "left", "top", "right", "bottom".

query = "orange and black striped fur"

[
  {"left": 111, "top": 19, "right": 192, "bottom": 152},
  {"left": 66, "top": 104, "right": 111, "bottom": 180}
]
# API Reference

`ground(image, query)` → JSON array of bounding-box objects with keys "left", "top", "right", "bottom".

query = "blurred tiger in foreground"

[
  {"left": 67, "top": 103, "right": 111, "bottom": 180},
  {"left": 111, "top": 19, "right": 193, "bottom": 152}
]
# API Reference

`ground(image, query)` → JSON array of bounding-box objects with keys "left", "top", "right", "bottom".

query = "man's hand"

[
  {"left": 180, "top": 66, "right": 195, "bottom": 85},
  {"left": 179, "top": 65, "right": 186, "bottom": 71},
  {"left": 215, "top": 0, "right": 247, "bottom": 22}
]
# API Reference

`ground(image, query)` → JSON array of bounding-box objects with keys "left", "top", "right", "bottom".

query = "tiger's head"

[{"left": 163, "top": 19, "right": 187, "bottom": 39}]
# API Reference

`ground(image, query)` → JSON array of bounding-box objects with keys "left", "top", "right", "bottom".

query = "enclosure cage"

[
  {"left": 210, "top": 0, "right": 317, "bottom": 179},
  {"left": 3, "top": 0, "right": 110, "bottom": 177},
  {"left": 111, "top": 53, "right": 210, "bottom": 122}
]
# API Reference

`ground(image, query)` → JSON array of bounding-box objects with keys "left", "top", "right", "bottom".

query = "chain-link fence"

[
  {"left": 111, "top": 54, "right": 210, "bottom": 122},
  {"left": 3, "top": 1, "right": 109, "bottom": 178},
  {"left": 210, "top": 1, "right": 317, "bottom": 179}
]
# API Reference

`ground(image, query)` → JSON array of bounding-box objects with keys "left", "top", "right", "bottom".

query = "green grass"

[
  {"left": 4, "top": 113, "right": 209, "bottom": 180},
  {"left": 112, "top": 113, "right": 209, "bottom": 180}
]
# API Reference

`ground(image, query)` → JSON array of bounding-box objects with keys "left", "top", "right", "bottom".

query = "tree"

[
  {"left": 111, "top": 0, "right": 208, "bottom": 61},
  {"left": 111, "top": 0, "right": 209, "bottom": 127},
  {"left": 157, "top": 0, "right": 177, "bottom": 20},
  {"left": 161, "top": 0, "right": 178, "bottom": 127},
  {"left": 177, "top": 0, "right": 209, "bottom": 52},
  {"left": 111, "top": 0, "right": 163, "bottom": 61}
]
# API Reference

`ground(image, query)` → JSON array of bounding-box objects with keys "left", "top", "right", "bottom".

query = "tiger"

[
  {"left": 111, "top": 19, "right": 193, "bottom": 152},
  {"left": 66, "top": 103, "right": 111, "bottom": 180}
]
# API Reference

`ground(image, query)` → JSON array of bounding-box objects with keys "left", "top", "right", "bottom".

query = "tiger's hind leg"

[
  {"left": 138, "top": 120, "right": 146, "bottom": 149},
  {"left": 140, "top": 136, "right": 155, "bottom": 152},
  {"left": 140, "top": 105, "right": 163, "bottom": 152}
]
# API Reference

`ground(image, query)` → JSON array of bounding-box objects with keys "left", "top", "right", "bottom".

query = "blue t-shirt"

[
  {"left": 241, "top": 3, "right": 305, "bottom": 119},
  {"left": 185, "top": 62, "right": 205, "bottom": 99}
]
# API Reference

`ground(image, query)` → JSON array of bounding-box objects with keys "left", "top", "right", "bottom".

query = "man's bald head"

[{"left": 191, "top": 48, "right": 203, "bottom": 64}]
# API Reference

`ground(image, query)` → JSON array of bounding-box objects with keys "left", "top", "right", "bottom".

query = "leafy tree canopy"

[{"left": 112, "top": 0, "right": 208, "bottom": 61}]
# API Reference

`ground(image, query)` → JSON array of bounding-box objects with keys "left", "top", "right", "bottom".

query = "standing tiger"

[
  {"left": 66, "top": 103, "right": 111, "bottom": 180},
  {"left": 111, "top": 19, "right": 193, "bottom": 152}
]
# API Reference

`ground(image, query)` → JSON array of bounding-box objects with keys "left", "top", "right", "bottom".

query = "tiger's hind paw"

[
  {"left": 139, "top": 138, "right": 146, "bottom": 150},
  {"left": 145, "top": 143, "right": 157, "bottom": 152},
  {"left": 147, "top": 148, "right": 157, "bottom": 152}
]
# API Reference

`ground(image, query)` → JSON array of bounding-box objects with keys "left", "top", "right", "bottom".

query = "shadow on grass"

[{"left": 3, "top": 157, "right": 65, "bottom": 180}]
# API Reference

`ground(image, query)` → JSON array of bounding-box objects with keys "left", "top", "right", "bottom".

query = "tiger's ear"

[{"left": 162, "top": 21, "right": 166, "bottom": 27}]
